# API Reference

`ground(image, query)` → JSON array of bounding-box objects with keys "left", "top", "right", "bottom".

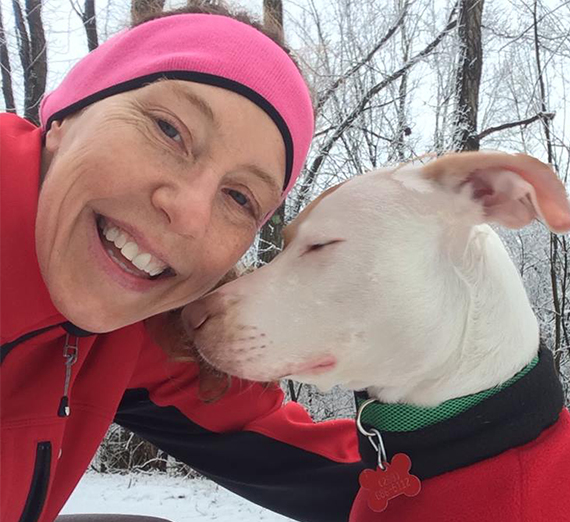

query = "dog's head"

[{"left": 181, "top": 152, "right": 570, "bottom": 402}]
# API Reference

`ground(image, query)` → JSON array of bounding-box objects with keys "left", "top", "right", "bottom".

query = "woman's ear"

[{"left": 44, "top": 120, "right": 65, "bottom": 153}]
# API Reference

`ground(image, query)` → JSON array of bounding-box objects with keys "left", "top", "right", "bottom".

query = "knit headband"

[{"left": 39, "top": 13, "right": 314, "bottom": 198}]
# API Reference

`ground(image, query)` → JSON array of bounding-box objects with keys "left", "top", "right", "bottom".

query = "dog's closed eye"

[{"left": 303, "top": 239, "right": 345, "bottom": 255}]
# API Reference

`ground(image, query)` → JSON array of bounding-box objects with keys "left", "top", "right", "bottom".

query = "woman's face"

[{"left": 37, "top": 80, "right": 286, "bottom": 332}]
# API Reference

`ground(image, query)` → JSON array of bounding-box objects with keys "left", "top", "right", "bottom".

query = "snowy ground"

[{"left": 61, "top": 472, "right": 294, "bottom": 522}]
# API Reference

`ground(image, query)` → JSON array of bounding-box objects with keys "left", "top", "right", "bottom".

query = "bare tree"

[
  {"left": 295, "top": 2, "right": 459, "bottom": 214},
  {"left": 531, "top": 0, "right": 567, "bottom": 372},
  {"left": 263, "top": 0, "right": 284, "bottom": 42},
  {"left": 257, "top": 0, "right": 286, "bottom": 268},
  {"left": 12, "top": 0, "right": 47, "bottom": 124},
  {"left": 452, "top": 0, "right": 485, "bottom": 151},
  {"left": 0, "top": 3, "right": 16, "bottom": 113},
  {"left": 70, "top": 0, "right": 99, "bottom": 51},
  {"left": 391, "top": 0, "right": 412, "bottom": 162}
]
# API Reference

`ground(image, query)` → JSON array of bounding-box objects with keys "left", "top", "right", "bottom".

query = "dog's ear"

[{"left": 422, "top": 151, "right": 570, "bottom": 233}]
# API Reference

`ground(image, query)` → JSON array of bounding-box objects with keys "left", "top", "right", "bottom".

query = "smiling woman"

[
  {"left": 37, "top": 79, "right": 287, "bottom": 332},
  {"left": 0, "top": 3, "right": 366, "bottom": 522}
]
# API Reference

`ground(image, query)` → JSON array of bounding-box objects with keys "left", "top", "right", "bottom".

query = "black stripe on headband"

[{"left": 44, "top": 71, "right": 294, "bottom": 192}]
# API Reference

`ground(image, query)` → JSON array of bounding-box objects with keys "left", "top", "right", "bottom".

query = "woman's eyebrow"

[
  {"left": 244, "top": 164, "right": 282, "bottom": 199},
  {"left": 169, "top": 84, "right": 217, "bottom": 126}
]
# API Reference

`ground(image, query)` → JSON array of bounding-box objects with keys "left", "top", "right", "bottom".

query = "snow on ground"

[{"left": 61, "top": 472, "right": 294, "bottom": 522}]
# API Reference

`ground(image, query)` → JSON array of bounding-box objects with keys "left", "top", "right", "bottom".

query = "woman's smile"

[{"left": 93, "top": 213, "right": 176, "bottom": 291}]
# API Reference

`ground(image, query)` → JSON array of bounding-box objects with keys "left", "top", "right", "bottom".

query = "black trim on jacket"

[
  {"left": 355, "top": 347, "right": 564, "bottom": 480},
  {"left": 115, "top": 388, "right": 364, "bottom": 522},
  {"left": 1, "top": 322, "right": 93, "bottom": 364}
]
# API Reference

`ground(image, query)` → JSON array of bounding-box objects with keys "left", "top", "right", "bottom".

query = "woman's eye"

[
  {"left": 157, "top": 119, "right": 182, "bottom": 143},
  {"left": 227, "top": 189, "right": 250, "bottom": 207}
]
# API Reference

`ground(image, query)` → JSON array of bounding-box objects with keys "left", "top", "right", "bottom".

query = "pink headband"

[{"left": 40, "top": 13, "right": 314, "bottom": 198}]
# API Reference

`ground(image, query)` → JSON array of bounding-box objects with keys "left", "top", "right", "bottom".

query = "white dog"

[{"left": 182, "top": 151, "right": 570, "bottom": 521}]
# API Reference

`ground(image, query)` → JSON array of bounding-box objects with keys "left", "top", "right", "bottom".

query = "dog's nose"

[
  {"left": 182, "top": 291, "right": 227, "bottom": 331},
  {"left": 182, "top": 298, "right": 211, "bottom": 331}
]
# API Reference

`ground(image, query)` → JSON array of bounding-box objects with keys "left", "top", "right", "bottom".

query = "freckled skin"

[{"left": 37, "top": 80, "right": 285, "bottom": 333}]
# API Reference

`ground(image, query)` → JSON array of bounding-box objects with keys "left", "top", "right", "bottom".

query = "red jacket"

[{"left": 0, "top": 113, "right": 364, "bottom": 522}]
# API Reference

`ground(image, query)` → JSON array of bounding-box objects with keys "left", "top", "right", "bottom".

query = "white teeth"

[
  {"left": 104, "top": 226, "right": 120, "bottom": 242},
  {"left": 145, "top": 259, "right": 163, "bottom": 275},
  {"left": 115, "top": 232, "right": 128, "bottom": 249},
  {"left": 98, "top": 217, "right": 169, "bottom": 278},
  {"left": 121, "top": 242, "right": 139, "bottom": 261},
  {"left": 132, "top": 253, "right": 152, "bottom": 270}
]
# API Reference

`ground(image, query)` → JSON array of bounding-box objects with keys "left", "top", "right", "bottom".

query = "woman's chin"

[{"left": 49, "top": 289, "right": 135, "bottom": 333}]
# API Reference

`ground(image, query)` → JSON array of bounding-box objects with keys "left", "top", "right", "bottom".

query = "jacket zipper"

[
  {"left": 58, "top": 334, "right": 79, "bottom": 417},
  {"left": 2, "top": 325, "right": 81, "bottom": 416},
  {"left": 18, "top": 441, "right": 52, "bottom": 522}
]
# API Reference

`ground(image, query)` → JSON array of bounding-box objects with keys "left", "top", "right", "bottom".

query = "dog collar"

[
  {"left": 356, "top": 355, "right": 539, "bottom": 433},
  {"left": 355, "top": 346, "right": 564, "bottom": 480}
]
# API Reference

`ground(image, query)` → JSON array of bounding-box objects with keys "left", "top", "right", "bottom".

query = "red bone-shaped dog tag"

[{"left": 359, "top": 453, "right": 421, "bottom": 512}]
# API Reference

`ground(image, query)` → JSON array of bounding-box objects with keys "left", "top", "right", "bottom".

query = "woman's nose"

[{"left": 151, "top": 177, "right": 217, "bottom": 239}]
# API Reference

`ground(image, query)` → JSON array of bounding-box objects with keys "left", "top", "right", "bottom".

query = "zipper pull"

[{"left": 58, "top": 334, "right": 79, "bottom": 417}]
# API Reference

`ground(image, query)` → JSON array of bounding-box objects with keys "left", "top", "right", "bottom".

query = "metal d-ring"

[
  {"left": 356, "top": 398, "right": 377, "bottom": 437},
  {"left": 356, "top": 398, "right": 388, "bottom": 469}
]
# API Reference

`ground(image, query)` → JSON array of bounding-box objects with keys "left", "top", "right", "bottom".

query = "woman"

[{"left": 0, "top": 4, "right": 364, "bottom": 522}]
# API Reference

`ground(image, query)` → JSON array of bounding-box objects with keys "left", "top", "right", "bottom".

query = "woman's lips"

[
  {"left": 90, "top": 212, "right": 173, "bottom": 292},
  {"left": 100, "top": 214, "right": 173, "bottom": 273}
]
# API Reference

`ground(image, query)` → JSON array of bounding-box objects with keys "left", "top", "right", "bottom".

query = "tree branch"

[
  {"left": 296, "top": 4, "right": 459, "bottom": 212},
  {"left": 476, "top": 112, "right": 555, "bottom": 140},
  {"left": 315, "top": 0, "right": 410, "bottom": 113}
]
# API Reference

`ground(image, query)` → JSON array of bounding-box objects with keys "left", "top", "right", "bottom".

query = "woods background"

[{"left": 1, "top": 0, "right": 569, "bottom": 475}]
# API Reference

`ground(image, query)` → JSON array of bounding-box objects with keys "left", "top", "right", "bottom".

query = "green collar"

[{"left": 357, "top": 356, "right": 539, "bottom": 433}]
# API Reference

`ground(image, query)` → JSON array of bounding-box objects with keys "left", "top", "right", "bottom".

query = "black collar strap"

[
  {"left": 62, "top": 321, "right": 95, "bottom": 337},
  {"left": 355, "top": 347, "right": 564, "bottom": 480}
]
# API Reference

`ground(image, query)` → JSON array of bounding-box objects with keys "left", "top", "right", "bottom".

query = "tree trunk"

[
  {"left": 12, "top": 0, "right": 47, "bottom": 125},
  {"left": 452, "top": 0, "right": 484, "bottom": 151},
  {"left": 532, "top": 0, "right": 565, "bottom": 371},
  {"left": 83, "top": 0, "right": 98, "bottom": 51},
  {"left": 258, "top": 0, "right": 286, "bottom": 267},
  {"left": 392, "top": 0, "right": 410, "bottom": 162},
  {"left": 263, "top": 0, "right": 284, "bottom": 42},
  {"left": 0, "top": 3, "right": 16, "bottom": 112}
]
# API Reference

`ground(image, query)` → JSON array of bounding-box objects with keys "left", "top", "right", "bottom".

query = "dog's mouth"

[
  {"left": 146, "top": 310, "right": 231, "bottom": 402},
  {"left": 192, "top": 345, "right": 232, "bottom": 402},
  {"left": 175, "top": 330, "right": 233, "bottom": 402}
]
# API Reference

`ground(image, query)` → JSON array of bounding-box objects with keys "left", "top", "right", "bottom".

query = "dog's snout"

[{"left": 182, "top": 292, "right": 228, "bottom": 331}]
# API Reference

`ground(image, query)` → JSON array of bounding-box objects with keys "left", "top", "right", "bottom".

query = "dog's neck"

[{"left": 366, "top": 224, "right": 539, "bottom": 407}]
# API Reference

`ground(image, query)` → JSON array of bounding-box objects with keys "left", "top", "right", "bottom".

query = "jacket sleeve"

[{"left": 114, "top": 331, "right": 365, "bottom": 522}]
